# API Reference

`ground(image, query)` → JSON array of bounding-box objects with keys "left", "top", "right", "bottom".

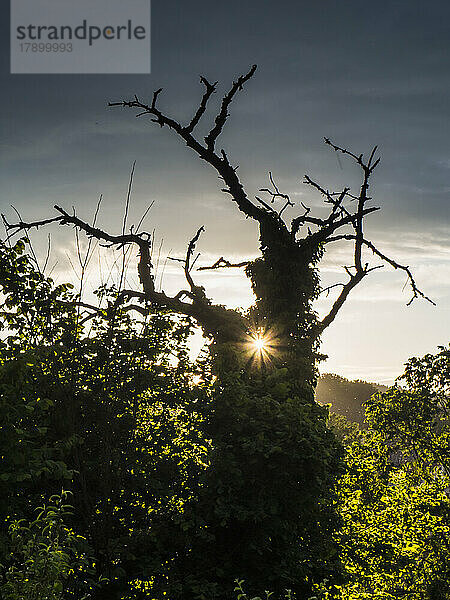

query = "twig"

[{"left": 197, "top": 257, "right": 249, "bottom": 271}]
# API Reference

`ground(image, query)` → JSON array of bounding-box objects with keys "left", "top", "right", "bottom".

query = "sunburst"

[
  {"left": 245, "top": 327, "right": 279, "bottom": 368},
  {"left": 252, "top": 333, "right": 267, "bottom": 353}
]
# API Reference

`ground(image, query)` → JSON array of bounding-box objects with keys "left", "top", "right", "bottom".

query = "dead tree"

[
  {"left": 2, "top": 65, "right": 434, "bottom": 599},
  {"left": 4, "top": 65, "right": 432, "bottom": 370}
]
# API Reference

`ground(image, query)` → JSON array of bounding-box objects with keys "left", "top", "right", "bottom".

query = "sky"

[{"left": 0, "top": 0, "right": 449, "bottom": 383}]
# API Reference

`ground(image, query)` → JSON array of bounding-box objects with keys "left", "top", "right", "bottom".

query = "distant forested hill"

[{"left": 316, "top": 374, "right": 388, "bottom": 426}]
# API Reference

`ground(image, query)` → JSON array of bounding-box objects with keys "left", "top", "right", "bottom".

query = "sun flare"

[
  {"left": 244, "top": 327, "right": 280, "bottom": 368},
  {"left": 252, "top": 334, "right": 267, "bottom": 353}
]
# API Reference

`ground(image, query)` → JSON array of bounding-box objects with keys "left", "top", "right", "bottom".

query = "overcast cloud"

[{"left": 1, "top": 0, "right": 449, "bottom": 383}]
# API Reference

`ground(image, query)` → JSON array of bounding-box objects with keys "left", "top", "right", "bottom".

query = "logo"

[
  {"left": 11, "top": 0, "right": 151, "bottom": 74},
  {"left": 15, "top": 20, "right": 147, "bottom": 47}
]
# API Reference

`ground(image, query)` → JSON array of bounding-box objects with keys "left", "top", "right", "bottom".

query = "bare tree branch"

[
  {"left": 184, "top": 226, "right": 205, "bottom": 294},
  {"left": 317, "top": 269, "right": 366, "bottom": 333},
  {"left": 324, "top": 137, "right": 380, "bottom": 173},
  {"left": 197, "top": 257, "right": 249, "bottom": 271},
  {"left": 324, "top": 233, "right": 435, "bottom": 307},
  {"left": 204, "top": 64, "right": 257, "bottom": 151},
  {"left": 3, "top": 206, "right": 152, "bottom": 252},
  {"left": 2, "top": 213, "right": 62, "bottom": 241},
  {"left": 185, "top": 76, "right": 218, "bottom": 134},
  {"left": 3, "top": 203, "right": 245, "bottom": 338},
  {"left": 300, "top": 136, "right": 433, "bottom": 334},
  {"left": 303, "top": 175, "right": 354, "bottom": 219},
  {"left": 108, "top": 66, "right": 271, "bottom": 227},
  {"left": 259, "top": 172, "right": 295, "bottom": 217}
]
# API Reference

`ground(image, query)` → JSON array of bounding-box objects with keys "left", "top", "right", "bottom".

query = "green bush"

[{"left": 1, "top": 491, "right": 97, "bottom": 600}]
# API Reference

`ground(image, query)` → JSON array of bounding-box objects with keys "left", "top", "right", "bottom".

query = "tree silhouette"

[
  {"left": 5, "top": 66, "right": 432, "bottom": 347},
  {"left": 2, "top": 65, "right": 433, "bottom": 599}
]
